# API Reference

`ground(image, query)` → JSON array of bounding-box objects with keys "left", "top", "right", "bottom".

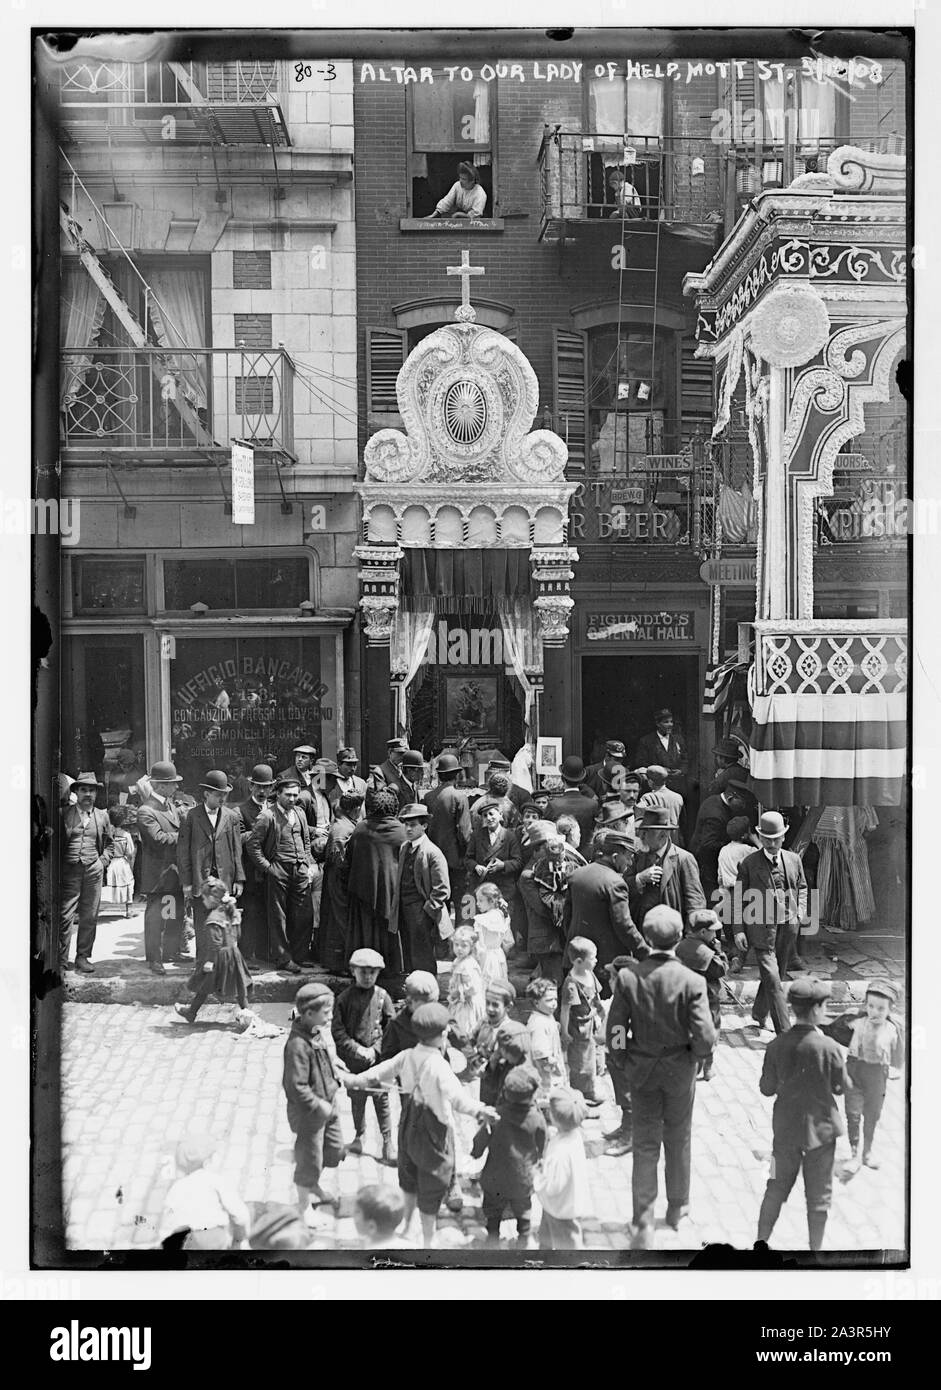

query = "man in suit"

[
  {"left": 59, "top": 772, "right": 113, "bottom": 975},
  {"left": 607, "top": 905, "right": 716, "bottom": 1248},
  {"left": 626, "top": 806, "right": 707, "bottom": 929},
  {"left": 178, "top": 769, "right": 245, "bottom": 962},
  {"left": 137, "top": 760, "right": 186, "bottom": 976},
  {"left": 368, "top": 737, "right": 409, "bottom": 803},
  {"left": 466, "top": 801, "right": 523, "bottom": 911},
  {"left": 636, "top": 765, "right": 686, "bottom": 846},
  {"left": 689, "top": 767, "right": 750, "bottom": 908},
  {"left": 545, "top": 756, "right": 600, "bottom": 847},
  {"left": 734, "top": 811, "right": 809, "bottom": 1037},
  {"left": 328, "top": 747, "right": 367, "bottom": 821},
  {"left": 634, "top": 708, "right": 689, "bottom": 805},
  {"left": 235, "top": 763, "right": 275, "bottom": 962},
  {"left": 584, "top": 740, "right": 628, "bottom": 799},
  {"left": 393, "top": 803, "right": 451, "bottom": 975},
  {"left": 425, "top": 752, "right": 474, "bottom": 923},
  {"left": 246, "top": 776, "right": 317, "bottom": 974},
  {"left": 564, "top": 831, "right": 649, "bottom": 975}
]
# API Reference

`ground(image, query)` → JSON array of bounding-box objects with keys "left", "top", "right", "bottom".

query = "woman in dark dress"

[
  {"left": 319, "top": 791, "right": 363, "bottom": 975},
  {"left": 344, "top": 788, "right": 407, "bottom": 979}
]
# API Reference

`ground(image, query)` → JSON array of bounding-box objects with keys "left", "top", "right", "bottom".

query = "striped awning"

[{"left": 749, "top": 692, "right": 906, "bottom": 806}]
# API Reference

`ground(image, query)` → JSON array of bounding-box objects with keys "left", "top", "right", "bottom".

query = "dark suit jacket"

[
  {"left": 465, "top": 824, "right": 522, "bottom": 902},
  {"left": 626, "top": 844, "right": 707, "bottom": 929},
  {"left": 634, "top": 731, "right": 689, "bottom": 794},
  {"left": 368, "top": 759, "right": 409, "bottom": 810},
  {"left": 564, "top": 860, "right": 647, "bottom": 967},
  {"left": 392, "top": 834, "right": 451, "bottom": 934},
  {"left": 136, "top": 794, "right": 182, "bottom": 895},
  {"left": 177, "top": 802, "right": 244, "bottom": 894},
  {"left": 545, "top": 786, "right": 601, "bottom": 847},
  {"left": 607, "top": 953, "right": 716, "bottom": 1089},
  {"left": 735, "top": 848, "right": 808, "bottom": 946},
  {"left": 60, "top": 806, "right": 114, "bottom": 870},
  {"left": 246, "top": 805, "right": 313, "bottom": 875},
  {"left": 759, "top": 1023, "right": 847, "bottom": 1149},
  {"left": 236, "top": 796, "right": 271, "bottom": 888},
  {"left": 689, "top": 794, "right": 735, "bottom": 899},
  {"left": 424, "top": 782, "right": 473, "bottom": 870}
]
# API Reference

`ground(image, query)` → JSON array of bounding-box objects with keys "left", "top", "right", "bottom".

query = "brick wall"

[
  {"left": 232, "top": 250, "right": 272, "bottom": 289},
  {"left": 233, "top": 312, "right": 272, "bottom": 348}
]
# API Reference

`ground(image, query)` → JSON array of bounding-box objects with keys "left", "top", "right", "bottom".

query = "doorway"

[{"left": 581, "top": 652, "right": 701, "bottom": 801}]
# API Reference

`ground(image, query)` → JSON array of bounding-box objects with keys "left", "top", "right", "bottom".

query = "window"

[
  {"left": 588, "top": 328, "right": 673, "bottom": 472},
  {"left": 162, "top": 556, "right": 311, "bottom": 611},
  {"left": 62, "top": 635, "right": 147, "bottom": 794},
  {"left": 73, "top": 558, "right": 146, "bottom": 615},
  {"left": 408, "top": 72, "right": 494, "bottom": 216},
  {"left": 584, "top": 68, "right": 665, "bottom": 216}
]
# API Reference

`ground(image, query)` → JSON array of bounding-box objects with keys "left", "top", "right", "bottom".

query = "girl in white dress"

[
  {"left": 447, "top": 927, "right": 486, "bottom": 1039},
  {"left": 473, "top": 884, "right": 513, "bottom": 991}
]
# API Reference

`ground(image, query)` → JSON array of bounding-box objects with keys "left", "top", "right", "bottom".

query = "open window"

[
  {"left": 584, "top": 69, "right": 665, "bottom": 217},
  {"left": 407, "top": 72, "right": 495, "bottom": 216}
]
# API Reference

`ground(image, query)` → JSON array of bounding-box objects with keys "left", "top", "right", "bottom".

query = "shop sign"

[
  {"left": 699, "top": 558, "right": 758, "bottom": 585},
  {"left": 586, "top": 610, "right": 695, "bottom": 642},
  {"left": 231, "top": 443, "right": 255, "bottom": 525}
]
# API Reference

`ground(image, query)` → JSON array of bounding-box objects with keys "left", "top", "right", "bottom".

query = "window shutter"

[
  {"left": 731, "top": 61, "right": 757, "bottom": 141},
  {"left": 365, "top": 328, "right": 407, "bottom": 413},
  {"left": 681, "top": 337, "right": 713, "bottom": 432},
  {"left": 553, "top": 328, "right": 587, "bottom": 470}
]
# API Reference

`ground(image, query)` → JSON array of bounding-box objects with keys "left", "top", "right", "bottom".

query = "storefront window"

[
  {"left": 169, "top": 635, "right": 338, "bottom": 789},
  {"left": 62, "top": 634, "right": 147, "bottom": 798},
  {"left": 163, "top": 556, "right": 310, "bottom": 610},
  {"left": 73, "top": 558, "right": 146, "bottom": 614}
]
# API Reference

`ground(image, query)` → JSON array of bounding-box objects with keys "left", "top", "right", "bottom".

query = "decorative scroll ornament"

[
  {"left": 359, "top": 595, "right": 399, "bottom": 646},
  {"left": 749, "top": 285, "right": 830, "bottom": 368}
]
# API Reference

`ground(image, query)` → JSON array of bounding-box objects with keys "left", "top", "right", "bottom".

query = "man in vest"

[
  {"left": 247, "top": 775, "right": 316, "bottom": 974},
  {"left": 59, "top": 772, "right": 113, "bottom": 975},
  {"left": 178, "top": 769, "right": 244, "bottom": 963}
]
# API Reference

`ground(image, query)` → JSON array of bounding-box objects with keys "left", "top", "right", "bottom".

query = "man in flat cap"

[
  {"left": 368, "top": 737, "right": 409, "bottom": 805},
  {"left": 394, "top": 804, "right": 451, "bottom": 976},
  {"left": 236, "top": 765, "right": 275, "bottom": 962},
  {"left": 329, "top": 748, "right": 367, "bottom": 822},
  {"left": 607, "top": 905, "right": 715, "bottom": 1248},
  {"left": 178, "top": 769, "right": 244, "bottom": 963},
  {"left": 756, "top": 976, "right": 848, "bottom": 1252}
]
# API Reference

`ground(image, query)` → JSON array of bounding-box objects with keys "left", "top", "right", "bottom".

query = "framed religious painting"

[{"left": 441, "top": 670, "right": 501, "bottom": 740}]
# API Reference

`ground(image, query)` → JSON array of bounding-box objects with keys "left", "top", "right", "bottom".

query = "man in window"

[
  {"left": 423, "top": 162, "right": 488, "bottom": 220},
  {"left": 607, "top": 167, "right": 642, "bottom": 219}
]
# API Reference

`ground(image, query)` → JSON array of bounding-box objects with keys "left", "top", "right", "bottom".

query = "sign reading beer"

[{"left": 586, "top": 610, "right": 695, "bottom": 642}]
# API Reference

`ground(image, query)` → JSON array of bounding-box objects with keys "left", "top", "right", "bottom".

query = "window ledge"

[{"left": 399, "top": 218, "right": 505, "bottom": 233}]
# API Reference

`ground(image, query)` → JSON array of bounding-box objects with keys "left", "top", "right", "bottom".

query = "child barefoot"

[
  {"left": 282, "top": 982, "right": 347, "bottom": 1225},
  {"left": 332, "top": 947, "right": 397, "bottom": 1164},
  {"left": 560, "top": 937, "right": 605, "bottom": 1106},
  {"left": 158, "top": 1127, "right": 249, "bottom": 1250},
  {"left": 473, "top": 884, "right": 513, "bottom": 991},
  {"left": 448, "top": 927, "right": 486, "bottom": 1038},
  {"left": 344, "top": 1003, "right": 498, "bottom": 1247},
  {"left": 353, "top": 1183, "right": 414, "bottom": 1250},
  {"left": 472, "top": 1066, "right": 547, "bottom": 1248},
  {"left": 534, "top": 1088, "right": 591, "bottom": 1250},
  {"left": 526, "top": 977, "right": 566, "bottom": 1104},
  {"left": 174, "top": 877, "right": 252, "bottom": 1024}
]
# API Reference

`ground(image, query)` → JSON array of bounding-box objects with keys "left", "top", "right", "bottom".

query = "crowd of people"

[{"left": 56, "top": 720, "right": 902, "bottom": 1252}]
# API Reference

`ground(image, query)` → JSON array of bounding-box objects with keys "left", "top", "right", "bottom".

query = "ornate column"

[
  {"left": 530, "top": 545, "right": 579, "bottom": 647},
  {"left": 353, "top": 543, "right": 403, "bottom": 647}
]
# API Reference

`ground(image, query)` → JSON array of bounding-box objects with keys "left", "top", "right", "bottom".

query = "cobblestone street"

[{"left": 60, "top": 1001, "right": 906, "bottom": 1258}]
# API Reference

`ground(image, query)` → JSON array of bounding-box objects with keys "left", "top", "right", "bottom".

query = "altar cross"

[{"left": 447, "top": 249, "right": 485, "bottom": 312}]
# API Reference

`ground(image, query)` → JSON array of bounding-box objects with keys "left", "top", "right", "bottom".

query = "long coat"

[
  {"left": 345, "top": 814, "right": 407, "bottom": 964},
  {"left": 689, "top": 793, "right": 736, "bottom": 903},
  {"left": 563, "top": 859, "right": 648, "bottom": 968},
  {"left": 136, "top": 794, "right": 182, "bottom": 895},
  {"left": 626, "top": 844, "right": 707, "bottom": 930},
  {"left": 424, "top": 781, "right": 474, "bottom": 870},
  {"left": 391, "top": 833, "right": 451, "bottom": 936},
  {"left": 177, "top": 802, "right": 244, "bottom": 895},
  {"left": 735, "top": 848, "right": 808, "bottom": 948},
  {"left": 235, "top": 796, "right": 271, "bottom": 890},
  {"left": 319, "top": 812, "right": 358, "bottom": 973},
  {"left": 634, "top": 731, "right": 689, "bottom": 796},
  {"left": 545, "top": 786, "right": 601, "bottom": 848},
  {"left": 606, "top": 953, "right": 715, "bottom": 1089}
]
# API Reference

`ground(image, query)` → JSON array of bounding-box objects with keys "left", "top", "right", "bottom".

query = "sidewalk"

[{"left": 61, "top": 898, "right": 907, "bottom": 1008}]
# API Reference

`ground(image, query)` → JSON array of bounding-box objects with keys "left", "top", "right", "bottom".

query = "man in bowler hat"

[
  {"left": 545, "top": 756, "right": 600, "bottom": 847},
  {"left": 178, "top": 769, "right": 244, "bottom": 963},
  {"left": 59, "top": 772, "right": 113, "bottom": 974},
  {"left": 425, "top": 752, "right": 474, "bottom": 923},
  {"left": 734, "top": 811, "right": 808, "bottom": 1036},
  {"left": 247, "top": 775, "right": 317, "bottom": 974},
  {"left": 236, "top": 764, "right": 275, "bottom": 961}
]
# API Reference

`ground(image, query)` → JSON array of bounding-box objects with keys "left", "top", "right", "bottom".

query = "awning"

[
  {"left": 401, "top": 548, "right": 532, "bottom": 612},
  {"left": 749, "top": 692, "right": 906, "bottom": 807}
]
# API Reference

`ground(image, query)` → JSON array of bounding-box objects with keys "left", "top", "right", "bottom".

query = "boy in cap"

[
  {"left": 472, "top": 1065, "right": 547, "bottom": 1247},
  {"left": 756, "top": 976, "right": 849, "bottom": 1252},
  {"left": 332, "top": 948, "right": 397, "bottom": 1164},
  {"left": 676, "top": 909, "right": 729, "bottom": 1081},
  {"left": 282, "top": 982, "right": 347, "bottom": 1223},
  {"left": 344, "top": 1003, "right": 499, "bottom": 1247},
  {"left": 822, "top": 980, "right": 903, "bottom": 1172}
]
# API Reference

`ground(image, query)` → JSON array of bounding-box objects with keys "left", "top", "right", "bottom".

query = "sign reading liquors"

[{"left": 586, "top": 610, "right": 695, "bottom": 642}]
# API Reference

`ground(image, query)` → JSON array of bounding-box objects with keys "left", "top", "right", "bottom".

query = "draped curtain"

[
  {"left": 496, "top": 596, "right": 543, "bottom": 738},
  {"left": 60, "top": 263, "right": 105, "bottom": 407},
  {"left": 402, "top": 548, "right": 531, "bottom": 613},
  {"left": 147, "top": 268, "right": 209, "bottom": 410},
  {"left": 391, "top": 605, "right": 436, "bottom": 735}
]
